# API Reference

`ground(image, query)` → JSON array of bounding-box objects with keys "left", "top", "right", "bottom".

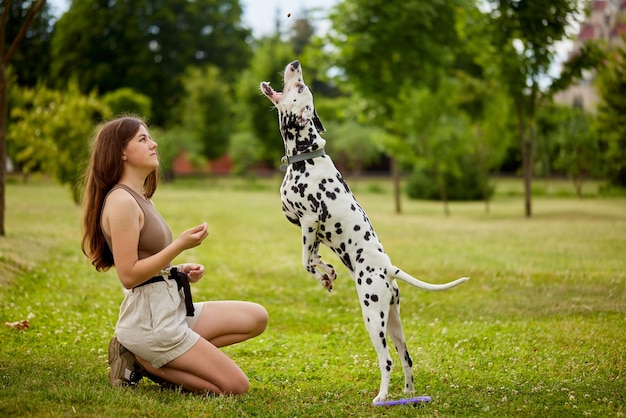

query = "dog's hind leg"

[
  {"left": 386, "top": 281, "right": 415, "bottom": 395},
  {"left": 356, "top": 283, "right": 393, "bottom": 403}
]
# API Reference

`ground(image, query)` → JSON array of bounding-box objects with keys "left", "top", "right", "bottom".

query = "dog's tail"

[{"left": 392, "top": 267, "right": 469, "bottom": 291}]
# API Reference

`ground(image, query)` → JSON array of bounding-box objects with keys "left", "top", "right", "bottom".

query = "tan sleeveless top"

[{"left": 102, "top": 184, "right": 173, "bottom": 263}]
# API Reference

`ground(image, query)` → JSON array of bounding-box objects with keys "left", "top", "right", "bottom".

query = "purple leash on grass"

[{"left": 373, "top": 396, "right": 432, "bottom": 406}]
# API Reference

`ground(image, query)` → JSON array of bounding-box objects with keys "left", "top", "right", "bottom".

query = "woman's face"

[{"left": 122, "top": 125, "right": 159, "bottom": 171}]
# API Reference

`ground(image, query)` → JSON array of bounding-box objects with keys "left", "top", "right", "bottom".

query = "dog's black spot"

[
  {"left": 292, "top": 183, "right": 307, "bottom": 198},
  {"left": 341, "top": 253, "right": 352, "bottom": 271},
  {"left": 320, "top": 201, "right": 330, "bottom": 222},
  {"left": 307, "top": 194, "right": 319, "bottom": 212}
]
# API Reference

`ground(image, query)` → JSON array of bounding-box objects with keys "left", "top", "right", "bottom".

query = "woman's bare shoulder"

[{"left": 103, "top": 188, "right": 142, "bottom": 218}]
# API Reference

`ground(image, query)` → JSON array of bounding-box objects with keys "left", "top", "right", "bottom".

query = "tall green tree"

[
  {"left": 4, "top": 0, "right": 54, "bottom": 87},
  {"left": 0, "top": 0, "right": 46, "bottom": 236},
  {"left": 453, "top": 6, "right": 514, "bottom": 212},
  {"left": 329, "top": 0, "right": 471, "bottom": 213},
  {"left": 390, "top": 79, "right": 475, "bottom": 216},
  {"left": 179, "top": 65, "right": 232, "bottom": 161},
  {"left": 8, "top": 81, "right": 110, "bottom": 202},
  {"left": 594, "top": 41, "right": 626, "bottom": 188},
  {"left": 553, "top": 105, "right": 598, "bottom": 197},
  {"left": 101, "top": 88, "right": 152, "bottom": 120},
  {"left": 50, "top": 0, "right": 251, "bottom": 126},
  {"left": 289, "top": 11, "right": 315, "bottom": 56},
  {"left": 237, "top": 37, "right": 295, "bottom": 166},
  {"left": 484, "top": 0, "right": 583, "bottom": 217}
]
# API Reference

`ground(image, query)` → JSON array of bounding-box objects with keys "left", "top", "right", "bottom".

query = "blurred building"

[{"left": 554, "top": 0, "right": 626, "bottom": 110}]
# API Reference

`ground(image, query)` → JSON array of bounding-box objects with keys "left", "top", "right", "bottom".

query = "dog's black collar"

[{"left": 280, "top": 148, "right": 326, "bottom": 171}]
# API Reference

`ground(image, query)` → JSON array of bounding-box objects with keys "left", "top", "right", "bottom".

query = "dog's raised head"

[{"left": 260, "top": 60, "right": 325, "bottom": 136}]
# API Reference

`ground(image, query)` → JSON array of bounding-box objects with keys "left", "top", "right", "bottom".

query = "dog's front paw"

[
  {"left": 327, "top": 264, "right": 336, "bottom": 281},
  {"left": 373, "top": 392, "right": 387, "bottom": 404},
  {"left": 321, "top": 275, "right": 334, "bottom": 291}
]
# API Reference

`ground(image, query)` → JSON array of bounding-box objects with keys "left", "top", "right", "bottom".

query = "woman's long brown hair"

[{"left": 81, "top": 116, "right": 159, "bottom": 271}]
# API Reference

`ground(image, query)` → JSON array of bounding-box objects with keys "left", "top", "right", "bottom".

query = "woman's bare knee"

[
  {"left": 223, "top": 374, "right": 249, "bottom": 395},
  {"left": 251, "top": 303, "right": 269, "bottom": 337}
]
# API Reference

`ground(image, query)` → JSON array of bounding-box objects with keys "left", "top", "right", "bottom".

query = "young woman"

[{"left": 81, "top": 116, "right": 268, "bottom": 395}]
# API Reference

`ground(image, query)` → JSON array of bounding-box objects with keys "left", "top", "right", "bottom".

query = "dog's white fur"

[{"left": 261, "top": 60, "right": 468, "bottom": 403}]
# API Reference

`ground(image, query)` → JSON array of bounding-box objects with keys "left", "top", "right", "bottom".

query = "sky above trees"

[{"left": 47, "top": 0, "right": 339, "bottom": 37}]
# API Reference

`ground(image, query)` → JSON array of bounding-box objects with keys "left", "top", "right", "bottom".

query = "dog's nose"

[{"left": 291, "top": 60, "right": 300, "bottom": 69}]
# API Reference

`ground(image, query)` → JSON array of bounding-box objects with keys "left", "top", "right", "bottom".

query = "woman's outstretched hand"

[{"left": 177, "top": 222, "right": 209, "bottom": 250}]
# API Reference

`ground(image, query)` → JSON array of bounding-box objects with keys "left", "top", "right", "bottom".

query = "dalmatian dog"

[{"left": 260, "top": 60, "right": 469, "bottom": 404}]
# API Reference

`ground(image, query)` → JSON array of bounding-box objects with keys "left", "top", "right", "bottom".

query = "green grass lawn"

[{"left": 1, "top": 176, "right": 625, "bottom": 417}]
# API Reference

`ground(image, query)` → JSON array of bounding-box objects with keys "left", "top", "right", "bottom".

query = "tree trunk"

[
  {"left": 523, "top": 133, "right": 533, "bottom": 218},
  {"left": 483, "top": 179, "right": 491, "bottom": 214},
  {"left": 391, "top": 157, "right": 401, "bottom": 214},
  {"left": 438, "top": 174, "right": 450, "bottom": 217},
  {"left": 573, "top": 176, "right": 583, "bottom": 198},
  {"left": 0, "top": 63, "right": 6, "bottom": 235},
  {"left": 515, "top": 97, "right": 532, "bottom": 218},
  {"left": 0, "top": 0, "right": 47, "bottom": 236},
  {"left": 526, "top": 83, "right": 539, "bottom": 218}
]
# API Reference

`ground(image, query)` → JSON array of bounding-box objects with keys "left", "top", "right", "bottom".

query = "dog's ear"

[{"left": 312, "top": 109, "right": 325, "bottom": 134}]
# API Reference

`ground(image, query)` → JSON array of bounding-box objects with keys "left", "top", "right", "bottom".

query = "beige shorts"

[{"left": 115, "top": 280, "right": 203, "bottom": 368}]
